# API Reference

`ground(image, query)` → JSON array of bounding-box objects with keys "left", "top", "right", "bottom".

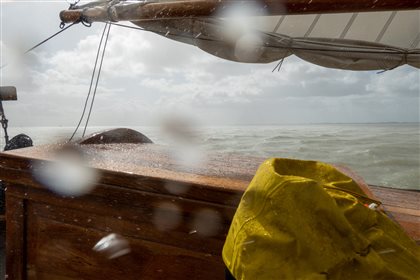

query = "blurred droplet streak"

[
  {"left": 153, "top": 202, "right": 183, "bottom": 232},
  {"left": 160, "top": 115, "right": 207, "bottom": 171},
  {"left": 191, "top": 208, "right": 223, "bottom": 237},
  {"left": 32, "top": 145, "right": 99, "bottom": 196},
  {"left": 93, "top": 233, "right": 131, "bottom": 259},
  {"left": 219, "top": 0, "right": 269, "bottom": 62}
]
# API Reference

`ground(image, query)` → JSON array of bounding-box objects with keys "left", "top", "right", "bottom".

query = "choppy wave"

[{"left": 5, "top": 123, "right": 419, "bottom": 190}]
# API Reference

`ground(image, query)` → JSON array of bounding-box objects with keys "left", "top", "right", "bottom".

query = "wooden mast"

[{"left": 60, "top": 0, "right": 420, "bottom": 24}]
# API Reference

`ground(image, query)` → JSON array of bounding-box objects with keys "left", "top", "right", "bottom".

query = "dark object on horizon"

[
  {"left": 78, "top": 128, "right": 153, "bottom": 145},
  {"left": 4, "top": 134, "right": 33, "bottom": 151}
]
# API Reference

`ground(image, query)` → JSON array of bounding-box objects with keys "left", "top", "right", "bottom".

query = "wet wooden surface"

[
  {"left": 60, "top": 0, "right": 420, "bottom": 24},
  {"left": 0, "top": 143, "right": 419, "bottom": 279},
  {"left": 368, "top": 185, "right": 420, "bottom": 243}
]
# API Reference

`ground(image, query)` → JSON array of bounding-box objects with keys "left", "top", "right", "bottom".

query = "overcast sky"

[{"left": 0, "top": 1, "right": 419, "bottom": 127}]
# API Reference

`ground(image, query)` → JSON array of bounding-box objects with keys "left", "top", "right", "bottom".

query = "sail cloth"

[
  {"left": 60, "top": 1, "right": 420, "bottom": 71},
  {"left": 134, "top": 10, "right": 420, "bottom": 70}
]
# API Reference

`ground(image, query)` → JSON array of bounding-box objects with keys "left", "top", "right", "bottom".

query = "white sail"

[
  {"left": 135, "top": 10, "right": 420, "bottom": 70},
  {"left": 60, "top": 0, "right": 420, "bottom": 71}
]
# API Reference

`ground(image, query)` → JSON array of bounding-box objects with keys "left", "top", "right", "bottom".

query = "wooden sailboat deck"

[
  {"left": 0, "top": 143, "right": 418, "bottom": 278},
  {"left": 367, "top": 185, "right": 420, "bottom": 243}
]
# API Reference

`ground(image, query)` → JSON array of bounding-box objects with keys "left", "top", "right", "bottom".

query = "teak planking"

[{"left": 1, "top": 143, "right": 419, "bottom": 279}]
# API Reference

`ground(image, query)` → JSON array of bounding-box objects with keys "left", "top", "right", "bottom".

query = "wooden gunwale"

[
  {"left": 0, "top": 143, "right": 419, "bottom": 278},
  {"left": 1, "top": 144, "right": 419, "bottom": 242}
]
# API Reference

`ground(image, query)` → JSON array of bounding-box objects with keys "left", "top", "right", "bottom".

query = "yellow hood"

[{"left": 223, "top": 158, "right": 420, "bottom": 280}]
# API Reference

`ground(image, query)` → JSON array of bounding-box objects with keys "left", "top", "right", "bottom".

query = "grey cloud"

[{"left": 1, "top": 2, "right": 418, "bottom": 127}]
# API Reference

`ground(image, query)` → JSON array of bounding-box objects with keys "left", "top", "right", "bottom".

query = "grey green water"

[{"left": 4, "top": 123, "right": 420, "bottom": 190}]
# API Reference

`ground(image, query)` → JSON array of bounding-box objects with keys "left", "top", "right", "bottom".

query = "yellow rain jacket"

[{"left": 223, "top": 158, "right": 420, "bottom": 280}]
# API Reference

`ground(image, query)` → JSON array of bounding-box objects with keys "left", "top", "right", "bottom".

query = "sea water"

[{"left": 3, "top": 123, "right": 419, "bottom": 190}]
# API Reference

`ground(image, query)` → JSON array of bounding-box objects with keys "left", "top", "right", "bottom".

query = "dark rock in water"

[
  {"left": 4, "top": 134, "right": 33, "bottom": 151},
  {"left": 78, "top": 128, "right": 153, "bottom": 145}
]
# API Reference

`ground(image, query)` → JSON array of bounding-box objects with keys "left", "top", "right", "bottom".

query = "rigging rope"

[
  {"left": 82, "top": 23, "right": 112, "bottom": 137},
  {"left": 272, "top": 56, "right": 285, "bottom": 72},
  {"left": 68, "top": 22, "right": 110, "bottom": 141},
  {"left": 0, "top": 22, "right": 79, "bottom": 70}
]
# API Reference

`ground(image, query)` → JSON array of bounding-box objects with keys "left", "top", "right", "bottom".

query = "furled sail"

[{"left": 60, "top": 0, "right": 420, "bottom": 71}]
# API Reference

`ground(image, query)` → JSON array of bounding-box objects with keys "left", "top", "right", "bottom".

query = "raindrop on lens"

[
  {"left": 192, "top": 208, "right": 222, "bottom": 237},
  {"left": 164, "top": 182, "right": 190, "bottom": 195},
  {"left": 234, "top": 33, "right": 264, "bottom": 63},
  {"left": 93, "top": 233, "right": 131, "bottom": 259},
  {"left": 32, "top": 147, "right": 99, "bottom": 196},
  {"left": 153, "top": 202, "right": 182, "bottom": 231}
]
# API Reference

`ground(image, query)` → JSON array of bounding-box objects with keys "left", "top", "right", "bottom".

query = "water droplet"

[
  {"left": 93, "top": 233, "right": 131, "bottom": 259},
  {"left": 378, "top": 248, "right": 396, "bottom": 254},
  {"left": 153, "top": 202, "right": 182, "bottom": 231},
  {"left": 32, "top": 145, "right": 99, "bottom": 197},
  {"left": 234, "top": 33, "right": 264, "bottom": 62},
  {"left": 191, "top": 208, "right": 222, "bottom": 237},
  {"left": 242, "top": 240, "right": 255, "bottom": 245},
  {"left": 164, "top": 182, "right": 190, "bottom": 195}
]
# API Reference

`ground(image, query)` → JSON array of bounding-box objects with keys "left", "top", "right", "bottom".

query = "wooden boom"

[{"left": 60, "top": 0, "right": 420, "bottom": 24}]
